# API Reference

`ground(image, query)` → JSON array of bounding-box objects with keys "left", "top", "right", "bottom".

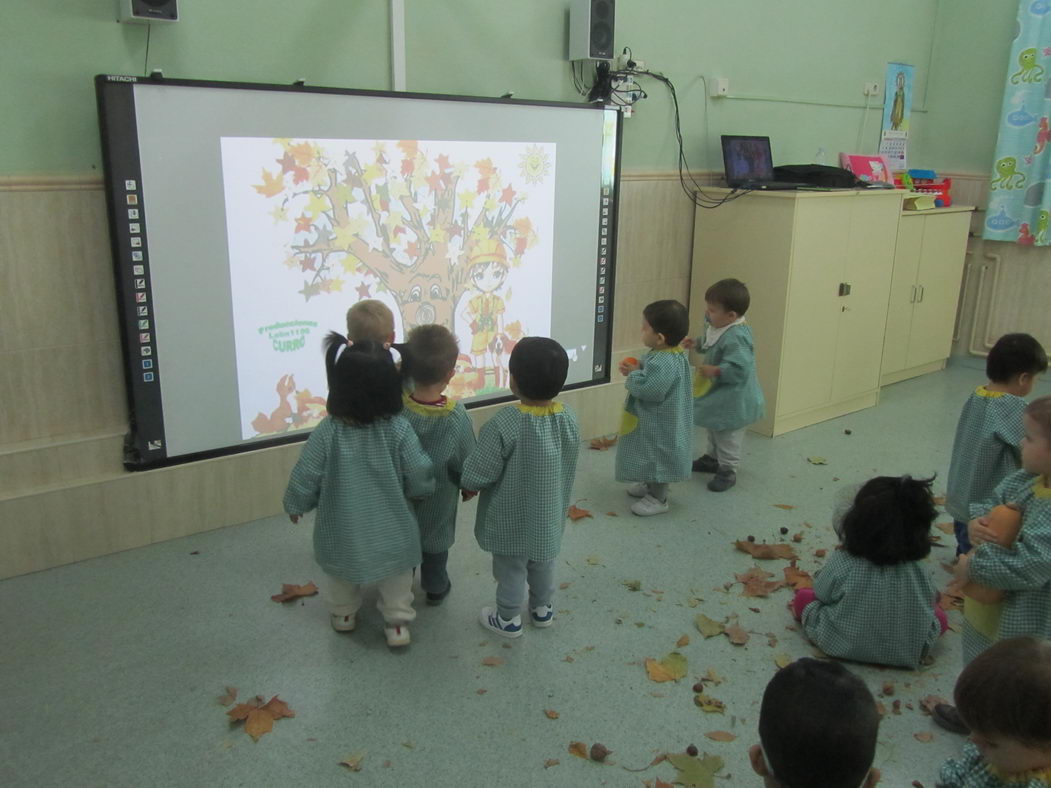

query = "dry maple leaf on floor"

[
  {"left": 693, "top": 693, "right": 725, "bottom": 713},
  {"left": 783, "top": 563, "right": 814, "bottom": 590},
  {"left": 736, "top": 565, "right": 786, "bottom": 597},
  {"left": 226, "top": 694, "right": 295, "bottom": 742},
  {"left": 920, "top": 695, "right": 950, "bottom": 715},
  {"left": 544, "top": 709, "right": 560, "bottom": 719},
  {"left": 695, "top": 614, "right": 725, "bottom": 639},
  {"left": 217, "top": 686, "right": 238, "bottom": 706},
  {"left": 704, "top": 731, "right": 736, "bottom": 742},
  {"left": 568, "top": 741, "right": 589, "bottom": 759},
  {"left": 914, "top": 731, "right": 935, "bottom": 743},
  {"left": 270, "top": 582, "right": 318, "bottom": 603},
  {"left": 665, "top": 751, "right": 724, "bottom": 788},
  {"left": 339, "top": 753, "right": 365, "bottom": 771},
  {"left": 481, "top": 656, "right": 505, "bottom": 667},
  {"left": 724, "top": 619, "right": 750, "bottom": 646},
  {"left": 772, "top": 503, "right": 796, "bottom": 510},
  {"left": 676, "top": 634, "right": 690, "bottom": 648},
  {"left": 589, "top": 435, "right": 618, "bottom": 450},
  {"left": 734, "top": 540, "right": 798, "bottom": 560},
  {"left": 567, "top": 504, "right": 592, "bottom": 521},
  {"left": 644, "top": 652, "right": 688, "bottom": 682}
]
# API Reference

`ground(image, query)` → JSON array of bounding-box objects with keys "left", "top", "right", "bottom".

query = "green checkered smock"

[
  {"left": 461, "top": 402, "right": 580, "bottom": 562},
  {"left": 614, "top": 347, "right": 692, "bottom": 483},
  {"left": 962, "top": 470, "right": 1051, "bottom": 663},
  {"left": 800, "top": 548, "right": 941, "bottom": 669},
  {"left": 938, "top": 741, "right": 1051, "bottom": 787},
  {"left": 401, "top": 393, "right": 476, "bottom": 553},
  {"left": 283, "top": 415, "right": 435, "bottom": 585},
  {"left": 945, "top": 386, "right": 1026, "bottom": 523},
  {"left": 692, "top": 323, "right": 765, "bottom": 432}
]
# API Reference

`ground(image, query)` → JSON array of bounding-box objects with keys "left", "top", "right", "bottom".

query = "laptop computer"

[{"left": 721, "top": 135, "right": 806, "bottom": 190}]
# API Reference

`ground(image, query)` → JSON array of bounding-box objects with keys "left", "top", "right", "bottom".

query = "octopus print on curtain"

[{"left": 984, "top": 0, "right": 1051, "bottom": 246}]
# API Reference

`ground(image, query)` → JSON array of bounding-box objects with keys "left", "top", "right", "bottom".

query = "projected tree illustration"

[{"left": 222, "top": 137, "right": 556, "bottom": 437}]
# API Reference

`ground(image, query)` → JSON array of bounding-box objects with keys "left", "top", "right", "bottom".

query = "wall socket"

[
  {"left": 709, "top": 77, "right": 730, "bottom": 98},
  {"left": 863, "top": 81, "right": 880, "bottom": 97}
]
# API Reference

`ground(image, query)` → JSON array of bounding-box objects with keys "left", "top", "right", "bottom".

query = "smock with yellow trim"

[
  {"left": 615, "top": 347, "right": 693, "bottom": 484},
  {"left": 461, "top": 402, "right": 580, "bottom": 561},
  {"left": 401, "top": 393, "right": 477, "bottom": 553}
]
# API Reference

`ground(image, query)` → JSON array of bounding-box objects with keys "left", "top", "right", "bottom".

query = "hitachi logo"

[{"left": 107, "top": 75, "right": 138, "bottom": 82}]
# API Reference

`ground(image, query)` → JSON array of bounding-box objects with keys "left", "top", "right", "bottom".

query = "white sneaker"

[
  {"left": 631, "top": 494, "right": 670, "bottom": 516},
  {"left": 626, "top": 482, "right": 648, "bottom": 498},
  {"left": 384, "top": 623, "right": 411, "bottom": 647},
  {"left": 330, "top": 613, "right": 356, "bottom": 632},
  {"left": 530, "top": 605, "right": 554, "bottom": 628},
  {"left": 479, "top": 606, "right": 523, "bottom": 638}
]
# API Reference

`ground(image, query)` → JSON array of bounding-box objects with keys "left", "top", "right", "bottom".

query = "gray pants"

[
  {"left": 706, "top": 428, "right": 746, "bottom": 470},
  {"left": 645, "top": 482, "right": 668, "bottom": 501},
  {"left": 492, "top": 554, "right": 556, "bottom": 621}
]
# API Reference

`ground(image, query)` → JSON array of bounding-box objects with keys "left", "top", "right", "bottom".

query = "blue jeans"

[{"left": 954, "top": 519, "right": 972, "bottom": 555}]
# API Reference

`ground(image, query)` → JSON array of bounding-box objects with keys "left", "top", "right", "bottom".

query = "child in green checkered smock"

[
  {"left": 685, "top": 279, "right": 765, "bottom": 493},
  {"left": 946, "top": 333, "right": 1046, "bottom": 554},
  {"left": 461, "top": 337, "right": 580, "bottom": 639},
  {"left": 793, "top": 475, "right": 947, "bottom": 669},
  {"left": 615, "top": 300, "right": 693, "bottom": 517},
  {"left": 284, "top": 334, "right": 435, "bottom": 648},
  {"left": 936, "top": 637, "right": 1051, "bottom": 787},
  {"left": 954, "top": 396, "right": 1051, "bottom": 665},
  {"left": 396, "top": 324, "right": 477, "bottom": 606}
]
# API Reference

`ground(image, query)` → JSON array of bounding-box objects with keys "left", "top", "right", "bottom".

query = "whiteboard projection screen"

[{"left": 95, "top": 75, "right": 621, "bottom": 469}]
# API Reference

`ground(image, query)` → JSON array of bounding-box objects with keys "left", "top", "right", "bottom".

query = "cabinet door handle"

[
  {"left": 917, "top": 284, "right": 925, "bottom": 303},
  {"left": 910, "top": 285, "right": 917, "bottom": 303},
  {"left": 838, "top": 282, "right": 852, "bottom": 296}
]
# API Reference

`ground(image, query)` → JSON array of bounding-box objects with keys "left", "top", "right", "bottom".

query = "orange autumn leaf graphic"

[{"left": 253, "top": 168, "right": 285, "bottom": 198}]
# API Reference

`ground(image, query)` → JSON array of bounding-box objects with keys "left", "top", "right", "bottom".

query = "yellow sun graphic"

[{"left": 518, "top": 145, "right": 551, "bottom": 185}]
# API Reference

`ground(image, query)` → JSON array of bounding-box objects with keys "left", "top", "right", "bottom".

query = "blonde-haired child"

[{"left": 346, "top": 298, "right": 396, "bottom": 345}]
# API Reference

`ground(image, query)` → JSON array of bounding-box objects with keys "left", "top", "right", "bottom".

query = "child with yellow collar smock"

[
  {"left": 685, "top": 278, "right": 765, "bottom": 493},
  {"left": 397, "top": 325, "right": 477, "bottom": 606},
  {"left": 615, "top": 300, "right": 693, "bottom": 517},
  {"left": 461, "top": 337, "right": 580, "bottom": 638}
]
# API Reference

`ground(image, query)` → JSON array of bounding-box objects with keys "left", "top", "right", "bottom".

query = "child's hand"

[
  {"left": 968, "top": 516, "right": 997, "bottom": 546},
  {"left": 681, "top": 337, "right": 696, "bottom": 350},
  {"left": 619, "top": 357, "right": 640, "bottom": 376},
  {"left": 289, "top": 514, "right": 301, "bottom": 524},
  {"left": 461, "top": 489, "right": 478, "bottom": 502},
  {"left": 699, "top": 364, "right": 720, "bottom": 379},
  {"left": 953, "top": 552, "right": 971, "bottom": 584}
]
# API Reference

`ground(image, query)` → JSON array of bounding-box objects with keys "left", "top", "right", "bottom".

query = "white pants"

[
  {"left": 324, "top": 570, "right": 416, "bottom": 625},
  {"left": 706, "top": 428, "right": 746, "bottom": 470}
]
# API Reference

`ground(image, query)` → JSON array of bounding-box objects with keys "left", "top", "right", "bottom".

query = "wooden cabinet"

[
  {"left": 690, "top": 188, "right": 904, "bottom": 436},
  {"left": 880, "top": 207, "right": 973, "bottom": 385}
]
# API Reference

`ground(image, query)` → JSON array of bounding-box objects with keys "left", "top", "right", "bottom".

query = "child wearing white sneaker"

[
  {"left": 461, "top": 337, "right": 580, "bottom": 638},
  {"left": 615, "top": 300, "right": 693, "bottom": 516},
  {"left": 283, "top": 333, "right": 435, "bottom": 648}
]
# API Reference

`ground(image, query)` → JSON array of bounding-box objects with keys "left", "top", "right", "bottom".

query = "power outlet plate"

[
  {"left": 709, "top": 77, "right": 730, "bottom": 98},
  {"left": 863, "top": 81, "right": 880, "bottom": 96}
]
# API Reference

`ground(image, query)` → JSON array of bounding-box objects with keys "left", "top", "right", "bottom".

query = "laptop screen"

[{"left": 722, "top": 135, "right": 774, "bottom": 185}]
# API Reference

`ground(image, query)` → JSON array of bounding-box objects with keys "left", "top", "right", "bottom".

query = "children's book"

[{"left": 839, "top": 153, "right": 894, "bottom": 185}]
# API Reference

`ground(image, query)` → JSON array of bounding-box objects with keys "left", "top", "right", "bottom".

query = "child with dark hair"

[
  {"left": 397, "top": 324, "right": 477, "bottom": 606},
  {"left": 946, "top": 333, "right": 1046, "bottom": 554},
  {"left": 684, "top": 278, "right": 765, "bottom": 492},
  {"left": 615, "top": 300, "right": 693, "bottom": 516},
  {"left": 937, "top": 637, "right": 1051, "bottom": 786},
  {"left": 283, "top": 333, "right": 434, "bottom": 648},
  {"left": 750, "top": 658, "right": 881, "bottom": 788},
  {"left": 793, "top": 475, "right": 948, "bottom": 669},
  {"left": 461, "top": 337, "right": 580, "bottom": 638}
]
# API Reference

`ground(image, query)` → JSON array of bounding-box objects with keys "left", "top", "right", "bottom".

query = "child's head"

[
  {"left": 841, "top": 475, "right": 937, "bottom": 566},
  {"left": 986, "top": 333, "right": 1047, "bottom": 394},
  {"left": 751, "top": 658, "right": 880, "bottom": 788},
  {"left": 508, "top": 337, "right": 569, "bottom": 402},
  {"left": 402, "top": 324, "right": 460, "bottom": 389},
  {"left": 955, "top": 636, "right": 1051, "bottom": 774},
  {"left": 467, "top": 238, "right": 510, "bottom": 294},
  {"left": 346, "top": 299, "right": 396, "bottom": 345},
  {"left": 705, "top": 278, "right": 750, "bottom": 328},
  {"left": 641, "top": 300, "right": 689, "bottom": 348},
  {"left": 323, "top": 331, "right": 402, "bottom": 424},
  {"left": 1022, "top": 395, "right": 1051, "bottom": 477}
]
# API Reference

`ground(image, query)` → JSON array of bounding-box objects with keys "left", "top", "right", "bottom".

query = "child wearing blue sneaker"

[{"left": 461, "top": 337, "right": 580, "bottom": 638}]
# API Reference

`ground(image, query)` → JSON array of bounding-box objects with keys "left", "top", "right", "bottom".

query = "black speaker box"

[{"left": 118, "top": 0, "right": 179, "bottom": 24}]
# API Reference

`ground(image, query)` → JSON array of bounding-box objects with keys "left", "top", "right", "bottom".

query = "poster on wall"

[{"left": 879, "top": 62, "right": 914, "bottom": 170}]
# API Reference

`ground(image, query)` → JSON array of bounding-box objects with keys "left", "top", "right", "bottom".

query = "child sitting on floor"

[
  {"left": 946, "top": 333, "right": 1046, "bottom": 554},
  {"left": 937, "top": 636, "right": 1051, "bottom": 787},
  {"left": 283, "top": 334, "right": 434, "bottom": 648},
  {"left": 397, "top": 324, "right": 477, "bottom": 606},
  {"left": 749, "top": 657, "right": 881, "bottom": 788},
  {"left": 793, "top": 474, "right": 948, "bottom": 669}
]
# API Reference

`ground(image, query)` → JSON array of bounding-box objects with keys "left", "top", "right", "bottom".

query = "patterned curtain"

[{"left": 984, "top": 0, "right": 1051, "bottom": 246}]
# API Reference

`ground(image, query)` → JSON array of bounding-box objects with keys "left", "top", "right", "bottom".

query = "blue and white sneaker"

[
  {"left": 530, "top": 605, "right": 554, "bottom": 628},
  {"left": 479, "top": 606, "right": 523, "bottom": 639}
]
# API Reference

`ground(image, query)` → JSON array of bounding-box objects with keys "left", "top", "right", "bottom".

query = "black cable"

[{"left": 144, "top": 24, "right": 152, "bottom": 77}]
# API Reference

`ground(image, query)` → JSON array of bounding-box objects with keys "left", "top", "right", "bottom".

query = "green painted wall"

[{"left": 1, "top": 0, "right": 1013, "bottom": 176}]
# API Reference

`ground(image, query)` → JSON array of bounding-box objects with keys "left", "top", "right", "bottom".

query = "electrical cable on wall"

[
  {"left": 576, "top": 56, "right": 746, "bottom": 209},
  {"left": 144, "top": 24, "right": 152, "bottom": 77}
]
